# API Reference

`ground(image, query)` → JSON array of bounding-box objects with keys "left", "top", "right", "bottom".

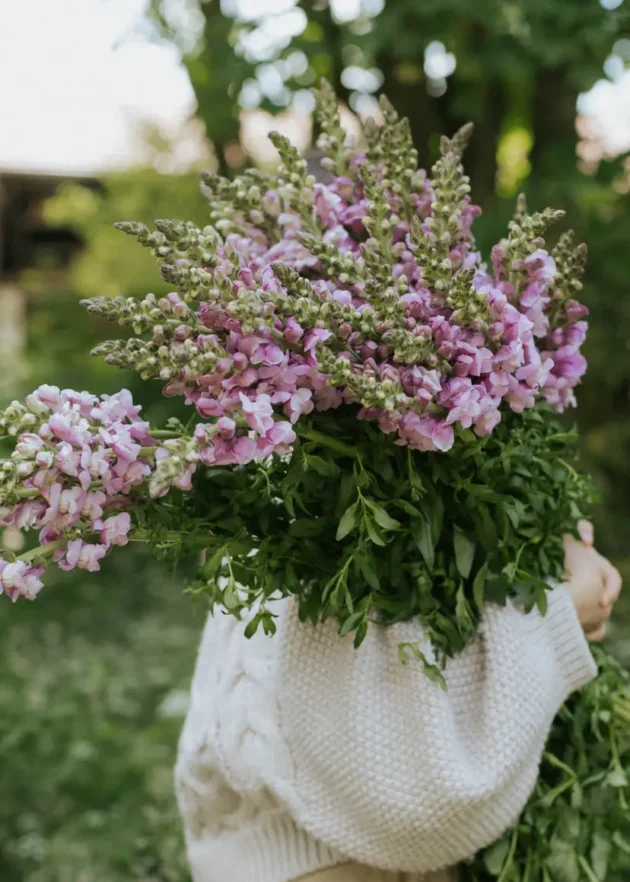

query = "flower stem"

[
  {"left": 296, "top": 426, "right": 359, "bottom": 458},
  {"left": 18, "top": 538, "right": 66, "bottom": 564},
  {"left": 149, "top": 430, "right": 186, "bottom": 439},
  {"left": 15, "top": 488, "right": 40, "bottom": 499}
]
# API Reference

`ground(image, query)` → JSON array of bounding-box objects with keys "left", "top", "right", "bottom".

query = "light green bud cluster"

[
  {"left": 92, "top": 333, "right": 224, "bottom": 383},
  {"left": 317, "top": 346, "right": 415, "bottom": 413},
  {"left": 504, "top": 195, "right": 565, "bottom": 265},
  {"left": 315, "top": 79, "right": 349, "bottom": 178},
  {"left": 201, "top": 168, "right": 279, "bottom": 238},
  {"left": 369, "top": 96, "right": 419, "bottom": 214},
  {"left": 297, "top": 233, "right": 365, "bottom": 284},
  {"left": 359, "top": 164, "right": 396, "bottom": 270},
  {"left": 0, "top": 401, "right": 36, "bottom": 439},
  {"left": 549, "top": 231, "right": 588, "bottom": 326},
  {"left": 149, "top": 436, "right": 199, "bottom": 499},
  {"left": 268, "top": 131, "right": 318, "bottom": 233},
  {"left": 425, "top": 125, "right": 473, "bottom": 254},
  {"left": 408, "top": 215, "right": 453, "bottom": 293},
  {"left": 445, "top": 267, "right": 490, "bottom": 331},
  {"left": 81, "top": 293, "right": 199, "bottom": 335}
]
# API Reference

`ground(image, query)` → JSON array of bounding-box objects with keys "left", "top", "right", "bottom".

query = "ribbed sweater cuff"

[
  {"left": 533, "top": 585, "right": 598, "bottom": 698},
  {"left": 186, "top": 812, "right": 344, "bottom": 882}
]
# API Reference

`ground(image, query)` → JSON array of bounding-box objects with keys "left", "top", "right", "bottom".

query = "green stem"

[
  {"left": 497, "top": 828, "right": 519, "bottom": 882},
  {"left": 15, "top": 487, "right": 40, "bottom": 499},
  {"left": 149, "top": 430, "right": 186, "bottom": 440},
  {"left": 270, "top": 327, "right": 304, "bottom": 355},
  {"left": 18, "top": 539, "right": 66, "bottom": 564},
  {"left": 296, "top": 426, "right": 360, "bottom": 459}
]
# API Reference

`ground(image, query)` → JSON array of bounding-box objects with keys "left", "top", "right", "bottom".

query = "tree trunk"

[{"left": 529, "top": 66, "right": 579, "bottom": 209}]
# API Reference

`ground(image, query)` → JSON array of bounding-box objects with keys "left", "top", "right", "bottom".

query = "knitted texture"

[
  {"left": 175, "top": 587, "right": 597, "bottom": 882},
  {"left": 298, "top": 863, "right": 457, "bottom": 881}
]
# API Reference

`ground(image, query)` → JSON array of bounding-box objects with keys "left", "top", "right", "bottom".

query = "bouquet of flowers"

[{"left": 1, "top": 82, "right": 630, "bottom": 880}]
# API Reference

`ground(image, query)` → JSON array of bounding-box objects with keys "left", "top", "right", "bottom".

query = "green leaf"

[
  {"left": 261, "top": 613, "right": 277, "bottom": 636},
  {"left": 244, "top": 616, "right": 260, "bottom": 639},
  {"left": 473, "top": 561, "right": 488, "bottom": 610},
  {"left": 410, "top": 472, "right": 425, "bottom": 499},
  {"left": 455, "top": 583, "right": 474, "bottom": 634},
  {"left": 590, "top": 833, "right": 611, "bottom": 880},
  {"left": 422, "top": 658, "right": 447, "bottom": 691},
  {"left": 395, "top": 499, "right": 423, "bottom": 517},
  {"left": 336, "top": 502, "right": 359, "bottom": 541},
  {"left": 339, "top": 611, "right": 366, "bottom": 637},
  {"left": 353, "top": 618, "right": 369, "bottom": 647},
  {"left": 357, "top": 552, "right": 380, "bottom": 590},
  {"left": 548, "top": 431, "right": 579, "bottom": 445},
  {"left": 465, "top": 483, "right": 501, "bottom": 502},
  {"left": 397, "top": 643, "right": 447, "bottom": 689},
  {"left": 504, "top": 500, "right": 526, "bottom": 529},
  {"left": 578, "top": 857, "right": 601, "bottom": 882},
  {"left": 546, "top": 840, "right": 580, "bottom": 882},
  {"left": 472, "top": 504, "right": 497, "bottom": 551},
  {"left": 483, "top": 838, "right": 511, "bottom": 875},
  {"left": 454, "top": 528, "right": 475, "bottom": 579},
  {"left": 455, "top": 425, "right": 476, "bottom": 444},
  {"left": 536, "top": 589, "right": 548, "bottom": 617},
  {"left": 612, "top": 832, "right": 630, "bottom": 855},
  {"left": 606, "top": 767, "right": 628, "bottom": 788},
  {"left": 305, "top": 454, "right": 339, "bottom": 477},
  {"left": 337, "top": 472, "right": 356, "bottom": 512},
  {"left": 365, "top": 499, "right": 401, "bottom": 531},
  {"left": 204, "top": 546, "right": 226, "bottom": 577},
  {"left": 413, "top": 517, "right": 435, "bottom": 570},
  {"left": 289, "top": 518, "right": 327, "bottom": 537},
  {"left": 365, "top": 518, "right": 386, "bottom": 546},
  {"left": 223, "top": 579, "right": 240, "bottom": 611}
]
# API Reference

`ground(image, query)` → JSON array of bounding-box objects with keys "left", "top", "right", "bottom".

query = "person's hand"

[{"left": 562, "top": 520, "right": 622, "bottom": 642}]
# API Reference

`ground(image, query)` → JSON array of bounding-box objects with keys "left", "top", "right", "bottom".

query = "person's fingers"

[
  {"left": 562, "top": 532, "right": 581, "bottom": 571},
  {"left": 578, "top": 519, "right": 594, "bottom": 546},
  {"left": 585, "top": 623, "right": 607, "bottom": 642},
  {"left": 601, "top": 559, "right": 622, "bottom": 606}
]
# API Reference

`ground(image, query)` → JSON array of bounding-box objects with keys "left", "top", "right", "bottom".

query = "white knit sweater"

[{"left": 175, "top": 587, "right": 597, "bottom": 882}]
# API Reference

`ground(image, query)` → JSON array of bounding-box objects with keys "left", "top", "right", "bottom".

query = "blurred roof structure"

[{"left": 0, "top": 170, "right": 100, "bottom": 279}]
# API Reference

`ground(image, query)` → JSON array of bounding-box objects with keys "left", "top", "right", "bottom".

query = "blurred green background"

[{"left": 1, "top": 1, "right": 630, "bottom": 879}]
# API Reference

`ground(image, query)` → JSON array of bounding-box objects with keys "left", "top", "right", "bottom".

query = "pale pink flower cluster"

[
  {"left": 0, "top": 386, "right": 159, "bottom": 600},
  {"left": 149, "top": 171, "right": 587, "bottom": 457}
]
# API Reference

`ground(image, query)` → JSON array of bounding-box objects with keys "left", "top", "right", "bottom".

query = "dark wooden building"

[{"left": 0, "top": 169, "right": 99, "bottom": 398}]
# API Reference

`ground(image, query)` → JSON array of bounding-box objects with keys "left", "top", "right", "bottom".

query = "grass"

[{"left": 0, "top": 547, "right": 204, "bottom": 882}]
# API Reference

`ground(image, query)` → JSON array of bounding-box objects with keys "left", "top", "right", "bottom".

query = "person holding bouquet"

[{"left": 175, "top": 522, "right": 621, "bottom": 882}]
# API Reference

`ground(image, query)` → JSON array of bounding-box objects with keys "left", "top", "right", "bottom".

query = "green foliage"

[
  {"left": 134, "top": 406, "right": 590, "bottom": 659},
  {"left": 35, "top": 169, "right": 210, "bottom": 300},
  {"left": 0, "top": 550, "right": 199, "bottom": 882},
  {"left": 0, "top": 162, "right": 219, "bottom": 881},
  {"left": 464, "top": 647, "right": 630, "bottom": 882}
]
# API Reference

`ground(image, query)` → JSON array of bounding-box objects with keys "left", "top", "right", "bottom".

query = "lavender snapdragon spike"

[
  {"left": 84, "top": 83, "right": 588, "bottom": 462},
  {"left": 0, "top": 386, "right": 197, "bottom": 600}
]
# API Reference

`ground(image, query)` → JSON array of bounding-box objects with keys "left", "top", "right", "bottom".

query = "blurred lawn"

[{"left": 0, "top": 548, "right": 203, "bottom": 882}]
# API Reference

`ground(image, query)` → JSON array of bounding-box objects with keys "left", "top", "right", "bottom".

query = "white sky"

[
  {"left": 0, "top": 0, "right": 629, "bottom": 176},
  {"left": 0, "top": 0, "right": 195, "bottom": 174}
]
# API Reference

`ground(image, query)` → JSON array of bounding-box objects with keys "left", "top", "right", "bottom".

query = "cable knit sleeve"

[{"left": 269, "top": 586, "right": 597, "bottom": 874}]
